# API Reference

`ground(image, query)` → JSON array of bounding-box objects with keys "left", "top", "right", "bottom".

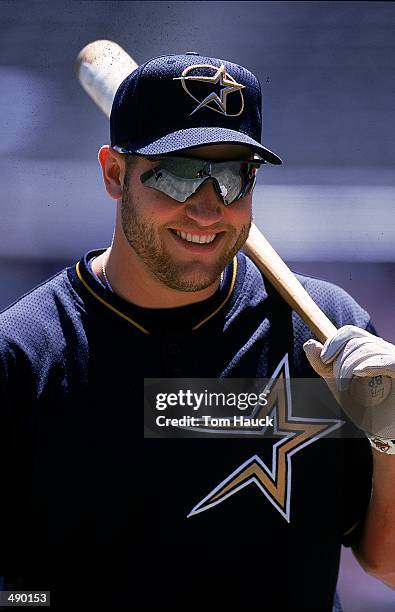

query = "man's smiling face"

[{"left": 120, "top": 144, "right": 254, "bottom": 292}]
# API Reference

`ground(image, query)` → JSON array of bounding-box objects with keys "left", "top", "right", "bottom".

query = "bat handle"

[
  {"left": 244, "top": 223, "right": 337, "bottom": 343},
  {"left": 245, "top": 224, "right": 394, "bottom": 416}
]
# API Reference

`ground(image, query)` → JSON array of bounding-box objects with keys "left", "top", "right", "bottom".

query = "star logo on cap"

[{"left": 174, "top": 63, "right": 245, "bottom": 117}]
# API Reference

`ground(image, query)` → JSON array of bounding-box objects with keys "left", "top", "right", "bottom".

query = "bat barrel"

[{"left": 76, "top": 40, "right": 138, "bottom": 118}]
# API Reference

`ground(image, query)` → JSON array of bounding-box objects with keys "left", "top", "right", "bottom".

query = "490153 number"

[
  {"left": 0, "top": 591, "right": 50, "bottom": 607},
  {"left": 8, "top": 594, "right": 47, "bottom": 603}
]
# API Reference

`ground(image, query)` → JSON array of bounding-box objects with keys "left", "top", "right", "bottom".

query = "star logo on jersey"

[
  {"left": 179, "top": 382, "right": 273, "bottom": 436},
  {"left": 174, "top": 63, "right": 245, "bottom": 117},
  {"left": 187, "top": 355, "right": 344, "bottom": 522}
]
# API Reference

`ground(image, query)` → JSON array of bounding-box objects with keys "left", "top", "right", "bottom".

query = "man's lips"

[
  {"left": 172, "top": 228, "right": 218, "bottom": 243},
  {"left": 167, "top": 228, "right": 225, "bottom": 252}
]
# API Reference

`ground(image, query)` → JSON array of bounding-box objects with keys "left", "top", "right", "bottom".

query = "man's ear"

[{"left": 98, "top": 145, "right": 126, "bottom": 200}]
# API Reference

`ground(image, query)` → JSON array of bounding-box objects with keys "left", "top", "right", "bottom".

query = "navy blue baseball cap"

[{"left": 110, "top": 52, "right": 282, "bottom": 165}]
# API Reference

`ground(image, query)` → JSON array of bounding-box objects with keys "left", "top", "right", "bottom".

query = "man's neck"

[{"left": 91, "top": 247, "right": 221, "bottom": 309}]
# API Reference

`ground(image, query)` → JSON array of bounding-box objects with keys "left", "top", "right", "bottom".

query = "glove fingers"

[
  {"left": 353, "top": 353, "right": 395, "bottom": 377},
  {"left": 333, "top": 345, "right": 381, "bottom": 390},
  {"left": 321, "top": 325, "right": 376, "bottom": 364},
  {"left": 303, "top": 339, "right": 334, "bottom": 379}
]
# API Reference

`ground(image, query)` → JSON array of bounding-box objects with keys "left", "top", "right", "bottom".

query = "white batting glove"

[{"left": 303, "top": 325, "right": 395, "bottom": 450}]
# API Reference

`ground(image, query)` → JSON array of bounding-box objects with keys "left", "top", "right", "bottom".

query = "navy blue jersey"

[{"left": 0, "top": 250, "right": 373, "bottom": 611}]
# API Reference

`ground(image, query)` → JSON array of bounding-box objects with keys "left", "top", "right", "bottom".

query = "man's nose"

[{"left": 184, "top": 179, "right": 224, "bottom": 225}]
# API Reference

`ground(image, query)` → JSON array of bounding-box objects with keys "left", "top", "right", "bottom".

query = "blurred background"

[{"left": 0, "top": 2, "right": 394, "bottom": 610}]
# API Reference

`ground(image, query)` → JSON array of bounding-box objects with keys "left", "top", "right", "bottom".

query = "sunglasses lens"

[
  {"left": 142, "top": 168, "right": 205, "bottom": 202},
  {"left": 211, "top": 162, "right": 246, "bottom": 205},
  {"left": 141, "top": 158, "right": 258, "bottom": 205},
  {"left": 157, "top": 157, "right": 204, "bottom": 178}
]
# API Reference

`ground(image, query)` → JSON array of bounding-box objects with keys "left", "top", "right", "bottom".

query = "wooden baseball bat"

[{"left": 75, "top": 40, "right": 337, "bottom": 343}]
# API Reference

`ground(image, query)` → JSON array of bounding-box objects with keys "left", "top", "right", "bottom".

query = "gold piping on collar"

[
  {"left": 75, "top": 256, "right": 237, "bottom": 335},
  {"left": 343, "top": 520, "right": 361, "bottom": 538},
  {"left": 192, "top": 257, "right": 237, "bottom": 330},
  {"left": 76, "top": 261, "right": 149, "bottom": 334}
]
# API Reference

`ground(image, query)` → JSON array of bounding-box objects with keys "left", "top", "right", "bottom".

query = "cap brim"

[{"left": 114, "top": 127, "right": 282, "bottom": 165}]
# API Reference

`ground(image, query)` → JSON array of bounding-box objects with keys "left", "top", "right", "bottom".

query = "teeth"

[{"left": 175, "top": 230, "right": 216, "bottom": 244}]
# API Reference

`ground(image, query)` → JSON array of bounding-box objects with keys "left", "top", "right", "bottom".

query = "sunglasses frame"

[{"left": 139, "top": 155, "right": 265, "bottom": 205}]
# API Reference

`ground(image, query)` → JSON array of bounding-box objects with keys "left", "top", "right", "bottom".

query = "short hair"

[
  {"left": 124, "top": 154, "right": 137, "bottom": 174},
  {"left": 122, "top": 154, "right": 138, "bottom": 188}
]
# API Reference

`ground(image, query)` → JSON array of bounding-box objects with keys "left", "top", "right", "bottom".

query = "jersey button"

[{"left": 168, "top": 343, "right": 181, "bottom": 356}]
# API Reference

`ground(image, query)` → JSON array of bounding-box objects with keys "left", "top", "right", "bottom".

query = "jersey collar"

[{"left": 70, "top": 249, "right": 239, "bottom": 335}]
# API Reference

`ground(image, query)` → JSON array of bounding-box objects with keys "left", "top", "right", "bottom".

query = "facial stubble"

[{"left": 121, "top": 180, "right": 251, "bottom": 292}]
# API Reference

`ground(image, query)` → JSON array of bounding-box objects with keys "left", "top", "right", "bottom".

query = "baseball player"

[{"left": 0, "top": 52, "right": 394, "bottom": 612}]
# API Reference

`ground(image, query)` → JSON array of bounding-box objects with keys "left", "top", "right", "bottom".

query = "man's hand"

[
  {"left": 303, "top": 325, "right": 395, "bottom": 441},
  {"left": 305, "top": 326, "right": 395, "bottom": 585}
]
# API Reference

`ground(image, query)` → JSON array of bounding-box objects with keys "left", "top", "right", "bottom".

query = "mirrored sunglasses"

[{"left": 140, "top": 156, "right": 263, "bottom": 206}]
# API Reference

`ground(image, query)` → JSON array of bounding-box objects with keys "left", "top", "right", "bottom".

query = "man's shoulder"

[
  {"left": 240, "top": 254, "right": 371, "bottom": 329},
  {"left": 0, "top": 267, "right": 81, "bottom": 352},
  {"left": 294, "top": 271, "right": 371, "bottom": 330}
]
